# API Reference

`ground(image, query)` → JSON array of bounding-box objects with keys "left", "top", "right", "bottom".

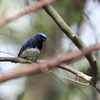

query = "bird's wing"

[{"left": 18, "top": 39, "right": 33, "bottom": 57}]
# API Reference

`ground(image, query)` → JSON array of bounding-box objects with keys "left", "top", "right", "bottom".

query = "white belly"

[{"left": 20, "top": 48, "right": 40, "bottom": 58}]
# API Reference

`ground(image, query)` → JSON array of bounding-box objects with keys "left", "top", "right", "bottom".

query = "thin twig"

[
  {"left": 47, "top": 69, "right": 89, "bottom": 85},
  {"left": 4, "top": 43, "right": 10, "bottom": 53}
]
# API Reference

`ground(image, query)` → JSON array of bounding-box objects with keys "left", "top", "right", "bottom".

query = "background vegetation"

[{"left": 0, "top": 0, "right": 100, "bottom": 100}]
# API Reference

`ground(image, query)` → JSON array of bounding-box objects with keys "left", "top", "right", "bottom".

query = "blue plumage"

[{"left": 18, "top": 33, "right": 47, "bottom": 60}]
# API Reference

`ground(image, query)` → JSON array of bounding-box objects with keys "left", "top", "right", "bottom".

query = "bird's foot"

[{"left": 31, "top": 56, "right": 38, "bottom": 62}]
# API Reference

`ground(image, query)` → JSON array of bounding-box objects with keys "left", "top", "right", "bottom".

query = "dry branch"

[
  {"left": 1, "top": 43, "right": 100, "bottom": 92},
  {"left": 0, "top": 58, "right": 98, "bottom": 92},
  {"left": 42, "top": 3, "right": 100, "bottom": 84},
  {"left": 0, "top": 43, "right": 100, "bottom": 63},
  {"left": 0, "top": 58, "right": 93, "bottom": 87},
  {"left": 0, "top": 0, "right": 56, "bottom": 26}
]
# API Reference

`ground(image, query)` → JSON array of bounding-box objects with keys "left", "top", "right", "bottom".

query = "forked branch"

[{"left": 0, "top": 43, "right": 100, "bottom": 92}]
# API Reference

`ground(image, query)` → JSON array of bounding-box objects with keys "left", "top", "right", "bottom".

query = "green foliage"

[{"left": 52, "top": 0, "right": 85, "bottom": 25}]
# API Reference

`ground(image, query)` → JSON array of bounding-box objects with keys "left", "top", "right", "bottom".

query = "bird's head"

[{"left": 35, "top": 33, "right": 47, "bottom": 42}]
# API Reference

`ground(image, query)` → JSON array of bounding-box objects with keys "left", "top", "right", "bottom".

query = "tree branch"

[
  {"left": 0, "top": 0, "right": 56, "bottom": 26},
  {"left": 0, "top": 59, "right": 99, "bottom": 92},
  {"left": 57, "top": 64, "right": 100, "bottom": 93},
  {"left": 0, "top": 43, "right": 100, "bottom": 63},
  {"left": 1, "top": 43, "right": 100, "bottom": 92},
  {"left": 0, "top": 57, "right": 28, "bottom": 63},
  {"left": 42, "top": 3, "right": 100, "bottom": 83}
]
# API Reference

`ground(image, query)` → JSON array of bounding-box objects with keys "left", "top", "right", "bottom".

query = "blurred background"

[{"left": 0, "top": 0, "right": 100, "bottom": 100}]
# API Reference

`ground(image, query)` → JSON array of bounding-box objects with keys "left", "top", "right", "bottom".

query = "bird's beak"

[{"left": 43, "top": 38, "right": 47, "bottom": 43}]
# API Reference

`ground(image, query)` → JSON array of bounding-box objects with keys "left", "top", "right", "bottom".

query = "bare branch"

[
  {"left": 0, "top": 0, "right": 56, "bottom": 26},
  {"left": 0, "top": 43, "right": 100, "bottom": 63},
  {"left": 0, "top": 60, "right": 99, "bottom": 92},
  {"left": 1, "top": 44, "right": 100, "bottom": 92},
  {"left": 47, "top": 69, "right": 90, "bottom": 85},
  {"left": 58, "top": 65, "right": 92, "bottom": 83},
  {"left": 0, "top": 57, "right": 29, "bottom": 63},
  {"left": 57, "top": 64, "right": 100, "bottom": 93},
  {"left": 42, "top": 3, "right": 100, "bottom": 83}
]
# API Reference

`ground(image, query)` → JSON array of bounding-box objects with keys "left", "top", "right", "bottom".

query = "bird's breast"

[{"left": 20, "top": 47, "right": 40, "bottom": 58}]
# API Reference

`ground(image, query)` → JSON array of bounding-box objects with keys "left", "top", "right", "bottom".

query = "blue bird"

[{"left": 18, "top": 33, "right": 47, "bottom": 60}]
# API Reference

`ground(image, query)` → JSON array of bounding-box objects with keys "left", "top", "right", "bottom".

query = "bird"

[{"left": 18, "top": 33, "right": 47, "bottom": 61}]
